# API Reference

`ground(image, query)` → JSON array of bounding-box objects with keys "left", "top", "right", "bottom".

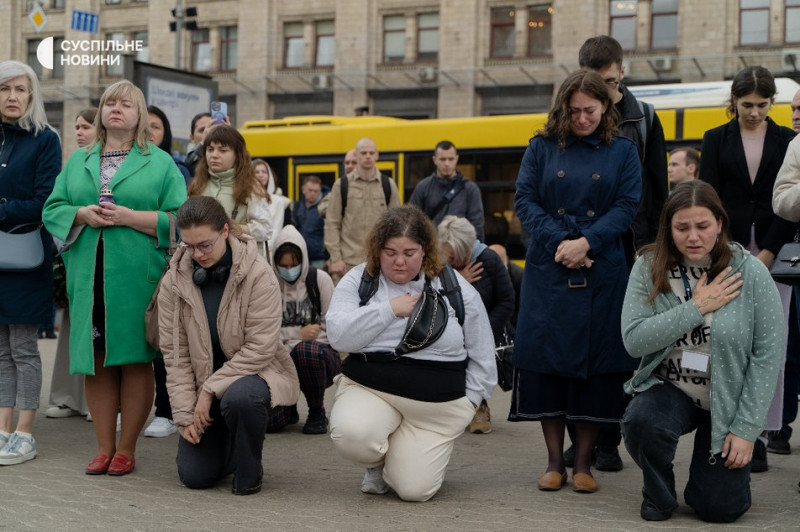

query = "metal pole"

[{"left": 174, "top": 0, "right": 183, "bottom": 69}]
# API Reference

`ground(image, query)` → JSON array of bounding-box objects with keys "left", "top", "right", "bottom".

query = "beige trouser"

[{"left": 330, "top": 375, "right": 475, "bottom": 502}]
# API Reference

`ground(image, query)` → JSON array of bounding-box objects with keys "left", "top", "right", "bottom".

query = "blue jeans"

[
  {"left": 621, "top": 382, "right": 751, "bottom": 523},
  {"left": 176, "top": 375, "right": 271, "bottom": 492}
]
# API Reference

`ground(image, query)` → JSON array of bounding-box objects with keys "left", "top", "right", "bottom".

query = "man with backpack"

[
  {"left": 579, "top": 36, "right": 668, "bottom": 260},
  {"left": 324, "top": 137, "right": 401, "bottom": 282},
  {"left": 408, "top": 141, "right": 485, "bottom": 242}
]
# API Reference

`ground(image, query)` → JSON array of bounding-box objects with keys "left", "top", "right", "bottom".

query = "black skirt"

[{"left": 507, "top": 369, "right": 628, "bottom": 425}]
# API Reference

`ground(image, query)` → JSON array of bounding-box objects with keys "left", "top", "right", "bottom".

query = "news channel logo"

[{"left": 35, "top": 36, "right": 143, "bottom": 70}]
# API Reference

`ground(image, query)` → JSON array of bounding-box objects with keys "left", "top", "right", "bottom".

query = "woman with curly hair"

[{"left": 327, "top": 205, "right": 496, "bottom": 502}]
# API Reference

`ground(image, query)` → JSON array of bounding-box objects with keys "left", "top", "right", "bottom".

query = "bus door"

[{"left": 376, "top": 154, "right": 404, "bottom": 201}]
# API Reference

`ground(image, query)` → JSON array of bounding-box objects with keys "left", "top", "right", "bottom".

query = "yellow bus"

[{"left": 240, "top": 78, "right": 799, "bottom": 258}]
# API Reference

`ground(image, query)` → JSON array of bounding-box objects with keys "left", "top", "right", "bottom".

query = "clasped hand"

[
  {"left": 692, "top": 267, "right": 742, "bottom": 315},
  {"left": 554, "top": 237, "right": 593, "bottom": 269},
  {"left": 77, "top": 203, "right": 131, "bottom": 229}
]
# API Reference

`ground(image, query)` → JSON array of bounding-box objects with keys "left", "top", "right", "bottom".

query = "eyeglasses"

[{"left": 179, "top": 232, "right": 222, "bottom": 255}]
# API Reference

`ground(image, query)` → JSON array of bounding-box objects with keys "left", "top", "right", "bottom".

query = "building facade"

[{"left": 2, "top": 0, "right": 796, "bottom": 155}]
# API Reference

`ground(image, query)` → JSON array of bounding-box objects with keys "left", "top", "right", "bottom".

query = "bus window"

[{"left": 294, "top": 163, "right": 339, "bottom": 200}]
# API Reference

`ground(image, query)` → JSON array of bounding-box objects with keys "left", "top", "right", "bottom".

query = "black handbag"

[
  {"left": 495, "top": 329, "right": 514, "bottom": 391},
  {"left": 394, "top": 279, "right": 449, "bottom": 356},
  {"left": 770, "top": 233, "right": 800, "bottom": 286}
]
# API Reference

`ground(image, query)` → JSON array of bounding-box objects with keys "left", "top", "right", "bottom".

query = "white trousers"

[{"left": 330, "top": 375, "right": 475, "bottom": 502}]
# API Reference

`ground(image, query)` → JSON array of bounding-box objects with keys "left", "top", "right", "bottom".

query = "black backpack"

[
  {"left": 340, "top": 174, "right": 392, "bottom": 218},
  {"left": 357, "top": 264, "right": 465, "bottom": 327}
]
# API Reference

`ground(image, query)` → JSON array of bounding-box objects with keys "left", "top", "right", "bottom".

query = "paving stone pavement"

[{"left": 2, "top": 338, "right": 799, "bottom": 531}]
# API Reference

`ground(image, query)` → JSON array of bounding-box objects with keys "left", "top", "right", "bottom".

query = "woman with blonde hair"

[{"left": 44, "top": 80, "right": 187, "bottom": 475}]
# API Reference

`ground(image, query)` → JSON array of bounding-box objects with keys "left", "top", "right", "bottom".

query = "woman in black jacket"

[
  {"left": 438, "top": 215, "right": 514, "bottom": 434},
  {"left": 699, "top": 65, "right": 797, "bottom": 472}
]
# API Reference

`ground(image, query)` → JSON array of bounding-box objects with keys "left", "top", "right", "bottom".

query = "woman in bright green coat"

[{"left": 43, "top": 80, "right": 187, "bottom": 476}]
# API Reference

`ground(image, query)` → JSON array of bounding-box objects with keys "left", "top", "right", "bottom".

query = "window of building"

[
  {"left": 527, "top": 4, "right": 552, "bottom": 56},
  {"left": 383, "top": 15, "right": 406, "bottom": 63},
  {"left": 192, "top": 28, "right": 210, "bottom": 72},
  {"left": 107, "top": 32, "right": 125, "bottom": 76},
  {"left": 787, "top": 0, "right": 800, "bottom": 43},
  {"left": 134, "top": 31, "right": 149, "bottom": 63},
  {"left": 740, "top": 0, "right": 769, "bottom": 45},
  {"left": 417, "top": 12, "right": 439, "bottom": 61},
  {"left": 315, "top": 20, "right": 335, "bottom": 67},
  {"left": 221, "top": 26, "right": 238, "bottom": 71},
  {"left": 651, "top": 0, "right": 678, "bottom": 49},
  {"left": 284, "top": 22, "right": 304, "bottom": 68},
  {"left": 490, "top": 7, "right": 516, "bottom": 58},
  {"left": 610, "top": 1, "right": 638, "bottom": 50},
  {"left": 51, "top": 0, "right": 65, "bottom": 9},
  {"left": 105, "top": 0, "right": 121, "bottom": 4},
  {"left": 27, "top": 40, "right": 43, "bottom": 78},
  {"left": 53, "top": 37, "right": 65, "bottom": 79}
]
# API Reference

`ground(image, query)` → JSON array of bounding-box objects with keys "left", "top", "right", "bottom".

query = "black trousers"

[
  {"left": 176, "top": 375, "right": 271, "bottom": 492},
  {"left": 621, "top": 382, "right": 751, "bottom": 523}
]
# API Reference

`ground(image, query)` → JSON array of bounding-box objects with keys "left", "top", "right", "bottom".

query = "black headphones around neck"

[{"left": 192, "top": 261, "right": 231, "bottom": 287}]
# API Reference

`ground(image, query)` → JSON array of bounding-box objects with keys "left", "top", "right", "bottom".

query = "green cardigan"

[
  {"left": 43, "top": 143, "right": 187, "bottom": 374},
  {"left": 621, "top": 243, "right": 784, "bottom": 454}
]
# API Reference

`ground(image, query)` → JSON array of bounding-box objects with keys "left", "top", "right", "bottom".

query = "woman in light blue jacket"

[{"left": 620, "top": 181, "right": 783, "bottom": 523}]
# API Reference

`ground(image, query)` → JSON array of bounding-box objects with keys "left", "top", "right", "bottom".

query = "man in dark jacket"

[
  {"left": 292, "top": 175, "right": 327, "bottom": 269},
  {"left": 573, "top": 35, "right": 669, "bottom": 474},
  {"left": 579, "top": 35, "right": 668, "bottom": 262},
  {"left": 408, "top": 140, "right": 485, "bottom": 241}
]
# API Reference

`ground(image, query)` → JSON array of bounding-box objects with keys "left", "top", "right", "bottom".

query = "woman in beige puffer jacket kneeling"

[{"left": 157, "top": 196, "right": 299, "bottom": 495}]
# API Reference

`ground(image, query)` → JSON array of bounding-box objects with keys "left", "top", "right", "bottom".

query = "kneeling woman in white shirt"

[{"left": 327, "top": 205, "right": 496, "bottom": 502}]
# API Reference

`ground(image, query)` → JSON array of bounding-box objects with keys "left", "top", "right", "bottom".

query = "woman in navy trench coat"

[
  {"left": 510, "top": 70, "right": 641, "bottom": 493},
  {"left": 0, "top": 60, "right": 61, "bottom": 466}
]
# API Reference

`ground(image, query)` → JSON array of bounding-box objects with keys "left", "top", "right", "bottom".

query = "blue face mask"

[{"left": 277, "top": 264, "right": 302, "bottom": 283}]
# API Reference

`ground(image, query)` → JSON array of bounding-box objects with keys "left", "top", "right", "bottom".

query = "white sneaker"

[
  {"left": 360, "top": 466, "right": 389, "bottom": 495},
  {"left": 144, "top": 417, "right": 177, "bottom": 438},
  {"left": 0, "top": 433, "right": 37, "bottom": 465},
  {"left": 45, "top": 404, "right": 80, "bottom": 418}
]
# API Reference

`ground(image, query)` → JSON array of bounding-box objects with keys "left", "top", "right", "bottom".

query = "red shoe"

[
  {"left": 107, "top": 453, "right": 135, "bottom": 476},
  {"left": 85, "top": 454, "right": 112, "bottom": 475}
]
